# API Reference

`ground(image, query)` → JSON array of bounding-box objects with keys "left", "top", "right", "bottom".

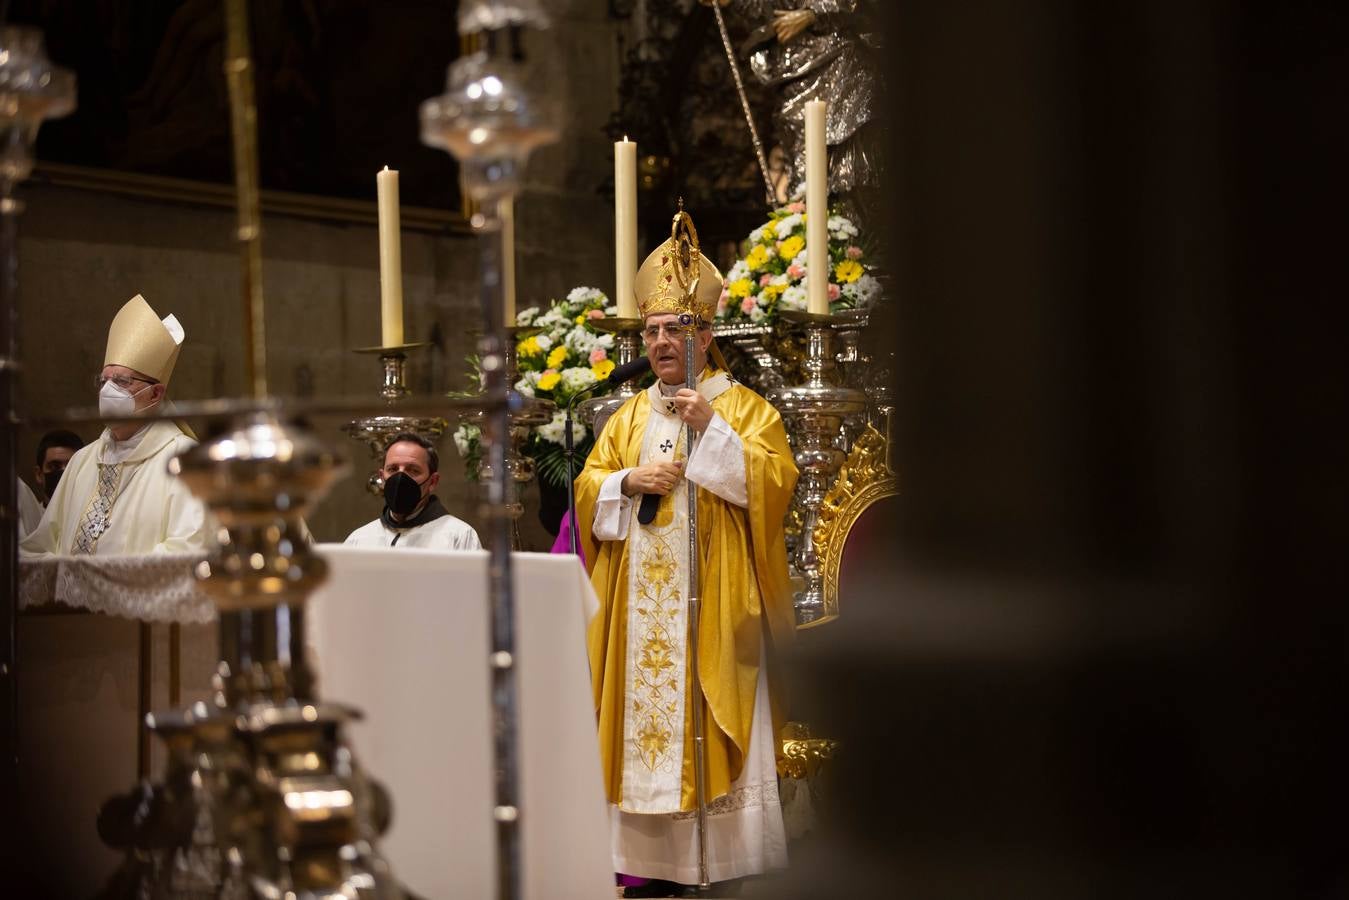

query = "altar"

[{"left": 308, "top": 546, "right": 613, "bottom": 900}]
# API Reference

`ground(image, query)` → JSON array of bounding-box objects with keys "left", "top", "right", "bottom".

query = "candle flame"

[{"left": 623, "top": 134, "right": 629, "bottom": 142}]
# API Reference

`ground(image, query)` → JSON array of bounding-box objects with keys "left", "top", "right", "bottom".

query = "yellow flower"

[
  {"left": 591, "top": 359, "right": 616, "bottom": 381},
  {"left": 546, "top": 345, "right": 568, "bottom": 369},
  {"left": 746, "top": 244, "right": 771, "bottom": 271},
  {"left": 537, "top": 371, "right": 561, "bottom": 392},
  {"left": 778, "top": 235, "right": 805, "bottom": 260},
  {"left": 517, "top": 336, "right": 542, "bottom": 357},
  {"left": 728, "top": 278, "right": 753, "bottom": 299},
  {"left": 762, "top": 283, "right": 785, "bottom": 299},
  {"left": 834, "top": 260, "right": 864, "bottom": 284},
  {"left": 576, "top": 313, "right": 588, "bottom": 325}
]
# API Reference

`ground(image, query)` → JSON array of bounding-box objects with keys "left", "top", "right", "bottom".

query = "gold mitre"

[
  {"left": 104, "top": 294, "right": 184, "bottom": 384},
  {"left": 634, "top": 207, "right": 724, "bottom": 322}
]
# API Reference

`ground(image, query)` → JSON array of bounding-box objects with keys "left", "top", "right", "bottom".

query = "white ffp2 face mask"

[{"left": 98, "top": 379, "right": 153, "bottom": 418}]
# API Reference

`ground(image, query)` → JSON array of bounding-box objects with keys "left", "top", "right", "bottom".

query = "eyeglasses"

[
  {"left": 96, "top": 374, "right": 157, "bottom": 392},
  {"left": 642, "top": 323, "right": 707, "bottom": 342}
]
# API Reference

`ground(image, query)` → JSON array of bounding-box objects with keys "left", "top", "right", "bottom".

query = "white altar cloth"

[
  {"left": 308, "top": 545, "right": 612, "bottom": 900},
  {"left": 19, "top": 552, "right": 213, "bottom": 623}
]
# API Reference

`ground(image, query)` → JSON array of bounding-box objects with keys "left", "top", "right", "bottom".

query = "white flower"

[
  {"left": 780, "top": 285, "right": 807, "bottom": 311},
  {"left": 827, "top": 215, "right": 859, "bottom": 241},
  {"left": 515, "top": 306, "right": 540, "bottom": 325},
  {"left": 770, "top": 272, "right": 789, "bottom": 287},
  {"left": 534, "top": 333, "right": 553, "bottom": 351},
  {"left": 561, "top": 366, "right": 598, "bottom": 392},
  {"left": 566, "top": 286, "right": 606, "bottom": 306},
  {"left": 748, "top": 226, "right": 764, "bottom": 244},
  {"left": 792, "top": 249, "right": 808, "bottom": 267},
  {"left": 514, "top": 370, "right": 540, "bottom": 397},
  {"left": 453, "top": 423, "right": 480, "bottom": 457},
  {"left": 535, "top": 409, "right": 587, "bottom": 446},
  {"left": 774, "top": 213, "right": 802, "bottom": 239},
  {"left": 595, "top": 331, "right": 615, "bottom": 349},
  {"left": 726, "top": 260, "right": 749, "bottom": 284},
  {"left": 840, "top": 273, "right": 881, "bottom": 307},
  {"left": 565, "top": 327, "right": 599, "bottom": 354},
  {"left": 604, "top": 305, "right": 619, "bottom": 316},
  {"left": 748, "top": 304, "right": 767, "bottom": 323}
]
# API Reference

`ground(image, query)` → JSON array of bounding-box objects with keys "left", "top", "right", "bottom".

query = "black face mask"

[
  {"left": 383, "top": 471, "right": 429, "bottom": 518},
  {"left": 43, "top": 470, "right": 62, "bottom": 499}
]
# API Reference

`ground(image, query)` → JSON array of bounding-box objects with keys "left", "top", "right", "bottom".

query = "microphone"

[{"left": 603, "top": 356, "right": 651, "bottom": 387}]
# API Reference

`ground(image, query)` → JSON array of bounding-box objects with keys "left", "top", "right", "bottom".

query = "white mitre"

[{"left": 104, "top": 294, "right": 185, "bottom": 385}]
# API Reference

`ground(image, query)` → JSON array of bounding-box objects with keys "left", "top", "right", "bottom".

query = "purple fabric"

[
  {"left": 550, "top": 509, "right": 586, "bottom": 566},
  {"left": 617, "top": 874, "right": 650, "bottom": 887}
]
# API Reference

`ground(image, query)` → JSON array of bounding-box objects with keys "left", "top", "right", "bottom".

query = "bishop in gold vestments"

[{"left": 576, "top": 219, "right": 798, "bottom": 887}]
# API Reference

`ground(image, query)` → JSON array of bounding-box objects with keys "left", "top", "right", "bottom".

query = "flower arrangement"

[
  {"left": 714, "top": 203, "right": 881, "bottom": 325},
  {"left": 453, "top": 286, "right": 625, "bottom": 489}
]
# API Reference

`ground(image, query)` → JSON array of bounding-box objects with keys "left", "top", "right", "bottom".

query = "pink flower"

[
  {"left": 846, "top": 246, "right": 863, "bottom": 260},
  {"left": 787, "top": 264, "right": 804, "bottom": 279},
  {"left": 588, "top": 347, "right": 607, "bottom": 364},
  {"left": 759, "top": 273, "right": 774, "bottom": 286},
  {"left": 828, "top": 283, "right": 841, "bottom": 301},
  {"left": 587, "top": 308, "right": 605, "bottom": 319},
  {"left": 719, "top": 288, "right": 730, "bottom": 304},
  {"left": 787, "top": 201, "right": 806, "bottom": 214},
  {"left": 740, "top": 297, "right": 757, "bottom": 314}
]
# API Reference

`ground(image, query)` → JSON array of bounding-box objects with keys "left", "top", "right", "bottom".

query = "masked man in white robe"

[
  {"left": 21, "top": 295, "right": 206, "bottom": 557},
  {"left": 575, "top": 209, "right": 799, "bottom": 896},
  {"left": 344, "top": 432, "right": 481, "bottom": 550}
]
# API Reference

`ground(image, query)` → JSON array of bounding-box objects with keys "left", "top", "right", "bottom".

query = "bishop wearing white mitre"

[{"left": 22, "top": 295, "right": 206, "bottom": 557}]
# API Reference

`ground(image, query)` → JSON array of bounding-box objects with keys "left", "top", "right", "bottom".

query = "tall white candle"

[
  {"left": 805, "top": 100, "right": 829, "bottom": 315},
  {"left": 501, "top": 196, "right": 517, "bottom": 324},
  {"left": 376, "top": 166, "right": 405, "bottom": 346},
  {"left": 614, "top": 137, "right": 638, "bottom": 319}
]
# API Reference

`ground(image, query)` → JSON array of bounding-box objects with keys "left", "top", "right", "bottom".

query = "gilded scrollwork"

[
  {"left": 807, "top": 421, "right": 896, "bottom": 628},
  {"left": 777, "top": 720, "right": 840, "bottom": 780}
]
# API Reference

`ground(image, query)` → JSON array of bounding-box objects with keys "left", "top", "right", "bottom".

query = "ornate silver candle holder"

[
  {"left": 342, "top": 341, "right": 448, "bottom": 494},
  {"left": 576, "top": 316, "right": 643, "bottom": 434},
  {"left": 166, "top": 412, "right": 398, "bottom": 898},
  {"left": 766, "top": 310, "right": 868, "bottom": 628},
  {"left": 421, "top": 15, "right": 556, "bottom": 896},
  {"left": 712, "top": 320, "right": 788, "bottom": 395}
]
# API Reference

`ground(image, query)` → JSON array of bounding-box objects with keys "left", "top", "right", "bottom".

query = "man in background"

[
  {"left": 344, "top": 432, "right": 481, "bottom": 550},
  {"left": 17, "top": 429, "right": 84, "bottom": 538}
]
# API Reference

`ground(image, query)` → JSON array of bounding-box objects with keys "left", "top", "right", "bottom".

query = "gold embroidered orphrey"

[
  {"left": 623, "top": 416, "right": 693, "bottom": 801},
  {"left": 810, "top": 422, "right": 898, "bottom": 628}
]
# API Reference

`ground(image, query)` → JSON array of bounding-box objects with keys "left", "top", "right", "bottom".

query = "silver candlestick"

[
  {"left": 576, "top": 316, "right": 643, "bottom": 435},
  {"left": 342, "top": 341, "right": 448, "bottom": 494},
  {"left": 170, "top": 412, "right": 398, "bottom": 898},
  {"left": 421, "top": 9, "right": 556, "bottom": 898},
  {"left": 766, "top": 310, "right": 868, "bottom": 628},
  {"left": 0, "top": 25, "right": 74, "bottom": 805}
]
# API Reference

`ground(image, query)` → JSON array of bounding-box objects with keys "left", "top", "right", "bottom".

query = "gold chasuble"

[{"left": 576, "top": 371, "right": 798, "bottom": 814}]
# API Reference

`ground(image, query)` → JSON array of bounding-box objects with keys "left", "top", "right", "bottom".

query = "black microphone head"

[{"left": 606, "top": 356, "right": 652, "bottom": 386}]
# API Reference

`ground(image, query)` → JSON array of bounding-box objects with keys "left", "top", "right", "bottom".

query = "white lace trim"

[
  {"left": 19, "top": 552, "right": 216, "bottom": 624},
  {"left": 669, "top": 779, "right": 782, "bottom": 821}
]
